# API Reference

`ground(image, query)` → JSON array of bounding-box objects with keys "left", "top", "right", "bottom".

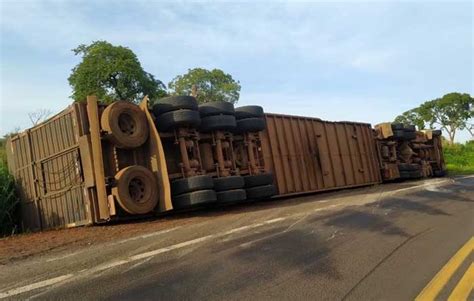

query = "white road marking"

[
  {"left": 114, "top": 227, "right": 181, "bottom": 245},
  {"left": 42, "top": 226, "right": 181, "bottom": 264},
  {"left": 0, "top": 275, "right": 74, "bottom": 299},
  {"left": 45, "top": 252, "right": 80, "bottom": 262},
  {"left": 0, "top": 177, "right": 463, "bottom": 299},
  {"left": 0, "top": 217, "right": 287, "bottom": 299},
  {"left": 121, "top": 257, "right": 152, "bottom": 274}
]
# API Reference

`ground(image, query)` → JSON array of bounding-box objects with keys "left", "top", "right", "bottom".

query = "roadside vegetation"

[
  {"left": 68, "top": 41, "right": 241, "bottom": 104},
  {"left": 443, "top": 140, "right": 474, "bottom": 175},
  {"left": 0, "top": 138, "right": 20, "bottom": 237},
  {"left": 395, "top": 92, "right": 473, "bottom": 144}
]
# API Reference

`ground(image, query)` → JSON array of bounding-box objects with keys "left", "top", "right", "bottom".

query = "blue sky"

[{"left": 1, "top": 0, "right": 473, "bottom": 141}]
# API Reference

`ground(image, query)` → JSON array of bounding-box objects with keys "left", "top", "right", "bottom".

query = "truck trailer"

[{"left": 6, "top": 96, "right": 445, "bottom": 231}]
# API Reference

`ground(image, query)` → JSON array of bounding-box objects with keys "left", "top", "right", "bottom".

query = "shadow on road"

[
  {"left": 316, "top": 209, "right": 410, "bottom": 237},
  {"left": 368, "top": 197, "right": 450, "bottom": 216}
]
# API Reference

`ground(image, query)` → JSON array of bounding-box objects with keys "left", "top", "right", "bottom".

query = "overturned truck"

[{"left": 6, "top": 96, "right": 445, "bottom": 231}]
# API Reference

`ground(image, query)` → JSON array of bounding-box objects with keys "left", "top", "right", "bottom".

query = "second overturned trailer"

[
  {"left": 261, "top": 114, "right": 382, "bottom": 196},
  {"left": 6, "top": 96, "right": 445, "bottom": 231}
]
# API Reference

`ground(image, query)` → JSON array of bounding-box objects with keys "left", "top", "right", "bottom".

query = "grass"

[
  {"left": 0, "top": 138, "right": 20, "bottom": 236},
  {"left": 443, "top": 140, "right": 474, "bottom": 175}
]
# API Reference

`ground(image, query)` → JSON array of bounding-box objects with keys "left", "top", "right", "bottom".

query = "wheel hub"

[
  {"left": 118, "top": 113, "right": 136, "bottom": 135},
  {"left": 129, "top": 178, "right": 146, "bottom": 203}
]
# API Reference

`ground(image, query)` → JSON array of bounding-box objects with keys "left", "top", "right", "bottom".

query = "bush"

[
  {"left": 0, "top": 137, "right": 20, "bottom": 236},
  {"left": 0, "top": 162, "right": 20, "bottom": 236},
  {"left": 443, "top": 141, "right": 474, "bottom": 175}
]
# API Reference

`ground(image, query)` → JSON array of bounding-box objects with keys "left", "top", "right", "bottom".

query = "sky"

[{"left": 0, "top": 0, "right": 473, "bottom": 141}]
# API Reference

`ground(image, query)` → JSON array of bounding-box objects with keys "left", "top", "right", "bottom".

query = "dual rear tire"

[
  {"left": 243, "top": 172, "right": 276, "bottom": 200},
  {"left": 213, "top": 176, "right": 246, "bottom": 204},
  {"left": 152, "top": 96, "right": 201, "bottom": 132},
  {"left": 235, "top": 106, "right": 266, "bottom": 133},
  {"left": 170, "top": 175, "right": 217, "bottom": 209},
  {"left": 199, "top": 102, "right": 237, "bottom": 132}
]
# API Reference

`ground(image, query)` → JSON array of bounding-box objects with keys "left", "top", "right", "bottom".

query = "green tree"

[
  {"left": 394, "top": 108, "right": 426, "bottom": 130},
  {"left": 168, "top": 68, "right": 241, "bottom": 104},
  {"left": 420, "top": 93, "right": 473, "bottom": 144},
  {"left": 68, "top": 41, "right": 166, "bottom": 103}
]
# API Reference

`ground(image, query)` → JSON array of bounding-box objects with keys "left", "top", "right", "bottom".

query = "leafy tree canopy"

[
  {"left": 394, "top": 108, "right": 426, "bottom": 130},
  {"left": 168, "top": 68, "right": 241, "bottom": 104},
  {"left": 395, "top": 92, "right": 473, "bottom": 144},
  {"left": 68, "top": 41, "right": 166, "bottom": 103}
]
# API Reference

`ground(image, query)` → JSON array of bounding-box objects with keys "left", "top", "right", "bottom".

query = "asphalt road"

[{"left": 1, "top": 176, "right": 473, "bottom": 300}]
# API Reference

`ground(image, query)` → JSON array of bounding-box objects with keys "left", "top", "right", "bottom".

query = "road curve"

[{"left": 0, "top": 176, "right": 473, "bottom": 300}]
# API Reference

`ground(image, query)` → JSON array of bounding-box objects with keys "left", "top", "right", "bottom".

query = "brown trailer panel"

[
  {"left": 261, "top": 113, "right": 381, "bottom": 196},
  {"left": 6, "top": 104, "right": 93, "bottom": 231}
]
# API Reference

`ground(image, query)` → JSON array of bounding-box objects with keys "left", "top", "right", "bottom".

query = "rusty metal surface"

[
  {"left": 261, "top": 113, "right": 382, "bottom": 196},
  {"left": 139, "top": 98, "right": 172, "bottom": 212},
  {"left": 6, "top": 105, "right": 92, "bottom": 231},
  {"left": 87, "top": 96, "right": 110, "bottom": 222}
]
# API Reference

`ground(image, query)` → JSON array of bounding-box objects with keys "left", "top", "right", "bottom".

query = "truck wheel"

[
  {"left": 152, "top": 96, "right": 198, "bottom": 116},
  {"left": 199, "top": 101, "right": 235, "bottom": 117},
  {"left": 236, "top": 118, "right": 266, "bottom": 133},
  {"left": 399, "top": 171, "right": 411, "bottom": 179},
  {"left": 213, "top": 176, "right": 245, "bottom": 192},
  {"left": 404, "top": 125, "right": 416, "bottom": 132},
  {"left": 403, "top": 131, "right": 417, "bottom": 140},
  {"left": 217, "top": 189, "right": 246, "bottom": 203},
  {"left": 398, "top": 163, "right": 419, "bottom": 172},
  {"left": 432, "top": 130, "right": 442, "bottom": 136},
  {"left": 244, "top": 173, "right": 274, "bottom": 188},
  {"left": 433, "top": 170, "right": 446, "bottom": 177},
  {"left": 391, "top": 123, "right": 404, "bottom": 131},
  {"left": 112, "top": 165, "right": 158, "bottom": 214},
  {"left": 392, "top": 130, "right": 405, "bottom": 139},
  {"left": 200, "top": 115, "right": 236, "bottom": 132},
  {"left": 101, "top": 101, "right": 149, "bottom": 149},
  {"left": 172, "top": 189, "right": 217, "bottom": 209},
  {"left": 235, "top": 106, "right": 264, "bottom": 119},
  {"left": 409, "top": 170, "right": 423, "bottom": 178},
  {"left": 155, "top": 109, "right": 201, "bottom": 132},
  {"left": 246, "top": 184, "right": 276, "bottom": 200},
  {"left": 171, "top": 175, "right": 214, "bottom": 196}
]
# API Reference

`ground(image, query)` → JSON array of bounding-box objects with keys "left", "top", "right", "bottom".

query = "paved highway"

[{"left": 0, "top": 176, "right": 473, "bottom": 300}]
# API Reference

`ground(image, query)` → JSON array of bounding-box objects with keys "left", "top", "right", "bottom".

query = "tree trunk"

[
  {"left": 447, "top": 126, "right": 456, "bottom": 144},
  {"left": 467, "top": 126, "right": 474, "bottom": 140}
]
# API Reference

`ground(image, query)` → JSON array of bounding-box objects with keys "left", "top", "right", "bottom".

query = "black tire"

[
  {"left": 393, "top": 130, "right": 416, "bottom": 140},
  {"left": 171, "top": 175, "right": 214, "bottom": 196},
  {"left": 200, "top": 115, "right": 236, "bottom": 132},
  {"left": 152, "top": 96, "right": 198, "bottom": 116},
  {"left": 391, "top": 123, "right": 404, "bottom": 131},
  {"left": 235, "top": 106, "right": 264, "bottom": 119},
  {"left": 398, "top": 163, "right": 420, "bottom": 172},
  {"left": 172, "top": 189, "right": 217, "bottom": 209},
  {"left": 403, "top": 131, "right": 417, "bottom": 140},
  {"left": 392, "top": 130, "right": 405, "bottom": 139},
  {"left": 433, "top": 169, "right": 446, "bottom": 177},
  {"left": 404, "top": 125, "right": 416, "bottom": 132},
  {"left": 199, "top": 102, "right": 235, "bottom": 117},
  {"left": 236, "top": 118, "right": 266, "bottom": 133},
  {"left": 399, "top": 171, "right": 411, "bottom": 179},
  {"left": 155, "top": 109, "right": 201, "bottom": 132},
  {"left": 246, "top": 184, "right": 276, "bottom": 200},
  {"left": 244, "top": 173, "right": 274, "bottom": 188},
  {"left": 410, "top": 170, "right": 423, "bottom": 178},
  {"left": 216, "top": 189, "right": 246, "bottom": 203},
  {"left": 213, "top": 176, "right": 245, "bottom": 192},
  {"left": 432, "top": 130, "right": 442, "bottom": 136}
]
